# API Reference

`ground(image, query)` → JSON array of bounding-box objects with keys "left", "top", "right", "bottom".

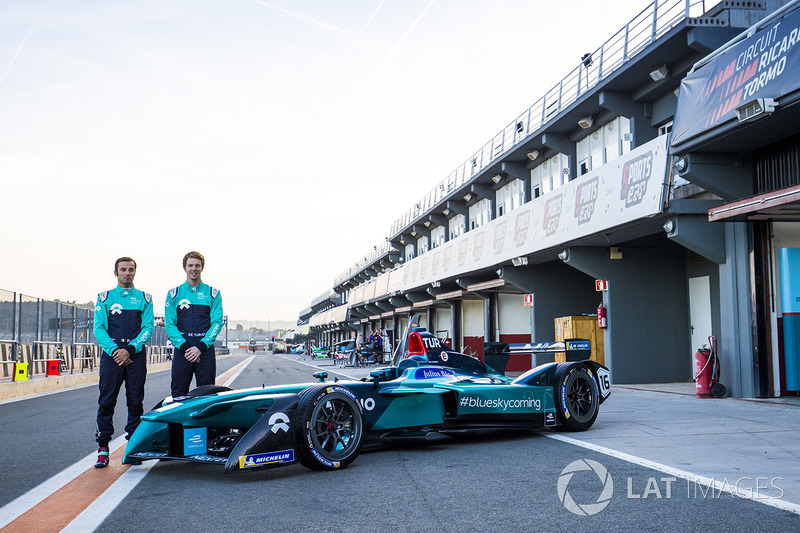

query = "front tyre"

[
  {"left": 294, "top": 385, "right": 364, "bottom": 470},
  {"left": 187, "top": 385, "right": 233, "bottom": 397},
  {"left": 554, "top": 364, "right": 599, "bottom": 432}
]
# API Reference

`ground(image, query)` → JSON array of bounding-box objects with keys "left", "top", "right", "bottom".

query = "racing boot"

[{"left": 95, "top": 446, "right": 109, "bottom": 468}]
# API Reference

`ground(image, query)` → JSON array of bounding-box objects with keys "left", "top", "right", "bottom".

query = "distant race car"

[
  {"left": 290, "top": 343, "right": 305, "bottom": 354},
  {"left": 123, "top": 315, "right": 611, "bottom": 473},
  {"left": 311, "top": 346, "right": 329, "bottom": 358}
]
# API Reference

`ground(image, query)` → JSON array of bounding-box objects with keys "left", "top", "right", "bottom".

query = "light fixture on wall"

[
  {"left": 491, "top": 175, "right": 503, "bottom": 184},
  {"left": 463, "top": 193, "right": 473, "bottom": 202},
  {"left": 442, "top": 208, "right": 451, "bottom": 216},
  {"left": 674, "top": 156, "right": 688, "bottom": 173},
  {"left": 511, "top": 256, "right": 528, "bottom": 267},
  {"left": 423, "top": 220, "right": 431, "bottom": 227},
  {"left": 735, "top": 98, "right": 777, "bottom": 123},
  {"left": 558, "top": 250, "right": 569, "bottom": 261},
  {"left": 527, "top": 150, "right": 540, "bottom": 161},
  {"left": 578, "top": 115, "right": 594, "bottom": 129},
  {"left": 649, "top": 64, "right": 669, "bottom": 81},
  {"left": 663, "top": 219, "right": 676, "bottom": 235},
  {"left": 581, "top": 53, "right": 593, "bottom": 67}
]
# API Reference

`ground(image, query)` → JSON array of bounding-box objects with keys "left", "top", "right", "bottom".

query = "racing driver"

[
  {"left": 93, "top": 257, "right": 154, "bottom": 468},
  {"left": 165, "top": 251, "right": 224, "bottom": 397}
]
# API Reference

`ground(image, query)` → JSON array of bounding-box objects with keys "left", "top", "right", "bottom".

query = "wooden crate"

[{"left": 554, "top": 315, "right": 605, "bottom": 365}]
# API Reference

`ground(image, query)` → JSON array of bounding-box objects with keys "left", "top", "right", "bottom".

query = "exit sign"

[{"left": 595, "top": 280, "right": 608, "bottom": 291}]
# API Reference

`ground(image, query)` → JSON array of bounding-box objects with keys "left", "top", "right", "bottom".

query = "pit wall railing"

[{"left": 0, "top": 288, "right": 171, "bottom": 379}]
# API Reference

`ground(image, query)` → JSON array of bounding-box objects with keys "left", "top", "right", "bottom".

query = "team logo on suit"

[
  {"left": 178, "top": 299, "right": 191, "bottom": 310},
  {"left": 110, "top": 303, "right": 123, "bottom": 315}
]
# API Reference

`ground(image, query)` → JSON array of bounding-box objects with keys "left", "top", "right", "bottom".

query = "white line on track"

[
  {"left": 0, "top": 435, "right": 127, "bottom": 529},
  {"left": 0, "top": 357, "right": 255, "bottom": 530},
  {"left": 60, "top": 460, "right": 158, "bottom": 533},
  {"left": 546, "top": 433, "right": 800, "bottom": 515}
]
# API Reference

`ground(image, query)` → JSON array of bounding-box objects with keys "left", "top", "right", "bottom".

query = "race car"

[
  {"left": 311, "top": 345, "right": 330, "bottom": 358},
  {"left": 123, "top": 316, "right": 611, "bottom": 473}
]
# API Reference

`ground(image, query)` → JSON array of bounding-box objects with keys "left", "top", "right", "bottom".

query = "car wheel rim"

[
  {"left": 310, "top": 398, "right": 360, "bottom": 459},
  {"left": 566, "top": 374, "right": 596, "bottom": 423}
]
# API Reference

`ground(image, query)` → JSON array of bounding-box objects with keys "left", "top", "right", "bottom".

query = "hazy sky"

[{"left": 1, "top": 0, "right": 655, "bottom": 321}]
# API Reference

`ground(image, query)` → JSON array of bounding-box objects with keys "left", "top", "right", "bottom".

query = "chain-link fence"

[{"left": 1, "top": 288, "right": 172, "bottom": 379}]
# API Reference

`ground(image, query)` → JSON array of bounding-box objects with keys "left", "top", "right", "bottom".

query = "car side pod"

[{"left": 224, "top": 394, "right": 300, "bottom": 473}]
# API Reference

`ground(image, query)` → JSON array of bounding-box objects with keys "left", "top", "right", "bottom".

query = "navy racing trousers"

[
  {"left": 95, "top": 350, "right": 147, "bottom": 447},
  {"left": 171, "top": 345, "right": 216, "bottom": 397}
]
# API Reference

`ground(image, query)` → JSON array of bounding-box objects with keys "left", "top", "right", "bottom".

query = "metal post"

[
  {"left": 624, "top": 23, "right": 629, "bottom": 61},
  {"left": 12, "top": 292, "right": 17, "bottom": 343},
  {"left": 56, "top": 302, "right": 62, "bottom": 343},
  {"left": 652, "top": 0, "right": 658, "bottom": 42}
]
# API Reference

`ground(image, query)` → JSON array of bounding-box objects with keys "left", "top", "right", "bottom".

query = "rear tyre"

[
  {"left": 554, "top": 364, "right": 599, "bottom": 432},
  {"left": 294, "top": 385, "right": 364, "bottom": 470},
  {"left": 187, "top": 385, "right": 232, "bottom": 398}
]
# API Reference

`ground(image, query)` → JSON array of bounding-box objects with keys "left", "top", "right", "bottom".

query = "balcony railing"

[{"left": 387, "top": 0, "right": 716, "bottom": 240}]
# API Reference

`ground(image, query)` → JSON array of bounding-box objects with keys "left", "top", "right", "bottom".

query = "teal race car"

[{"left": 123, "top": 316, "right": 611, "bottom": 473}]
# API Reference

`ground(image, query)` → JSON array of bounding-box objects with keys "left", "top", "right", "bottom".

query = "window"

[
  {"left": 577, "top": 116, "right": 631, "bottom": 175},
  {"left": 449, "top": 214, "right": 465, "bottom": 239},
  {"left": 532, "top": 154, "right": 569, "bottom": 195},
  {"left": 495, "top": 179, "right": 526, "bottom": 218},
  {"left": 416, "top": 235, "right": 429, "bottom": 255},
  {"left": 405, "top": 243, "right": 415, "bottom": 262},
  {"left": 430, "top": 225, "right": 445, "bottom": 248},
  {"left": 658, "top": 120, "right": 673, "bottom": 136},
  {"left": 468, "top": 199, "right": 491, "bottom": 230}
]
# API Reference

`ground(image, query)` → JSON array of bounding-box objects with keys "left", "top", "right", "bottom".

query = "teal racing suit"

[
  {"left": 94, "top": 286, "right": 154, "bottom": 446},
  {"left": 165, "top": 281, "right": 223, "bottom": 396}
]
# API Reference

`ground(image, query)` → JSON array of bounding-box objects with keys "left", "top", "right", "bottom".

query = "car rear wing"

[{"left": 509, "top": 338, "right": 591, "bottom": 362}]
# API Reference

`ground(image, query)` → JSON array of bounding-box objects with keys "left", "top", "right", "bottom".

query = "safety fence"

[{"left": 0, "top": 288, "right": 171, "bottom": 380}]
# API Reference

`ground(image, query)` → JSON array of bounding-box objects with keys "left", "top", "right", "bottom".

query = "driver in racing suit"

[
  {"left": 165, "top": 251, "right": 224, "bottom": 397},
  {"left": 93, "top": 257, "right": 154, "bottom": 468}
]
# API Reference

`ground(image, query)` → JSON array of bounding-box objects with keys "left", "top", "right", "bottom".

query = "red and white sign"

[
  {"left": 523, "top": 294, "right": 534, "bottom": 307},
  {"left": 595, "top": 280, "right": 608, "bottom": 291}
]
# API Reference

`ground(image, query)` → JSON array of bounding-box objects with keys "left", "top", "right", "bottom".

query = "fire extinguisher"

[{"left": 597, "top": 303, "right": 607, "bottom": 329}]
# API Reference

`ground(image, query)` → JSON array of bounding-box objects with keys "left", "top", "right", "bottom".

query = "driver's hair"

[
  {"left": 182, "top": 251, "right": 205, "bottom": 268},
  {"left": 114, "top": 256, "right": 137, "bottom": 272}
]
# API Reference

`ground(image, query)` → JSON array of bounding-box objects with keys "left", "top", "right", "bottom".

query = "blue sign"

[
  {"left": 239, "top": 449, "right": 295, "bottom": 469},
  {"left": 184, "top": 427, "right": 207, "bottom": 455},
  {"left": 414, "top": 368, "right": 455, "bottom": 380},
  {"left": 566, "top": 340, "right": 591, "bottom": 351}
]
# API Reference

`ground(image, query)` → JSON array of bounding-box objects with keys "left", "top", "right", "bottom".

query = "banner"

[
  {"left": 672, "top": 7, "right": 800, "bottom": 148},
  {"left": 394, "top": 135, "right": 668, "bottom": 292}
]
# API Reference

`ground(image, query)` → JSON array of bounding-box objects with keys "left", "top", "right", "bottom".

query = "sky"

[{"left": 1, "top": 0, "right": 657, "bottom": 322}]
